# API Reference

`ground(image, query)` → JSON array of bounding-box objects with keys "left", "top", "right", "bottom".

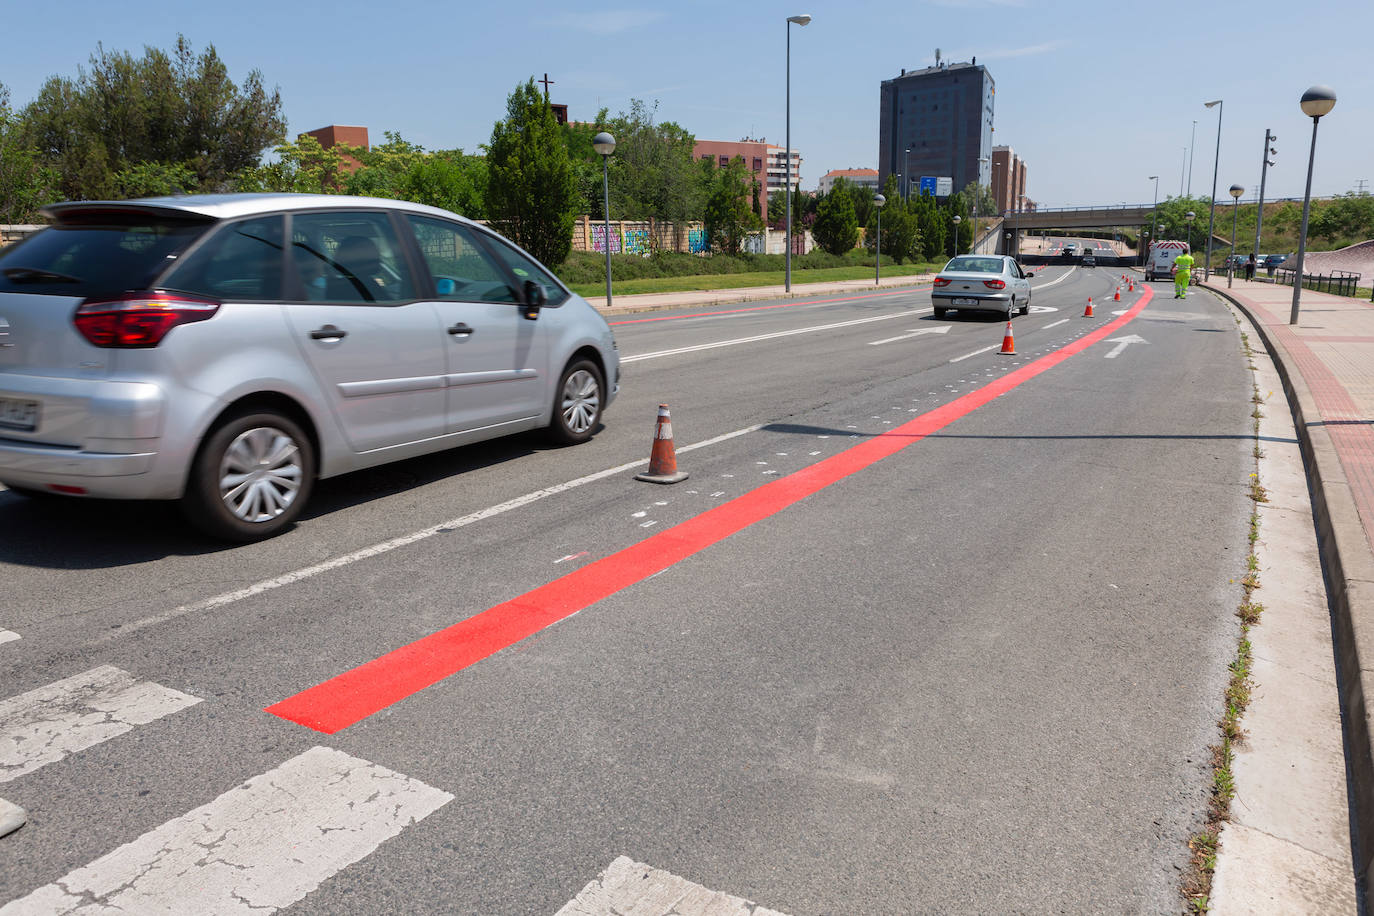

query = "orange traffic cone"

[
  {"left": 1084, "top": 297, "right": 1094, "bottom": 317},
  {"left": 1113, "top": 287, "right": 1121, "bottom": 301},
  {"left": 1128, "top": 280, "right": 1135, "bottom": 292},
  {"left": 635, "top": 404, "right": 689, "bottom": 484},
  {"left": 999, "top": 321, "right": 1016, "bottom": 355}
]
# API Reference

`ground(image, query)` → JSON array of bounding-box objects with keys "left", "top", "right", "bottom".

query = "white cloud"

[
  {"left": 542, "top": 10, "right": 667, "bottom": 35},
  {"left": 919, "top": 39, "right": 1068, "bottom": 66}
]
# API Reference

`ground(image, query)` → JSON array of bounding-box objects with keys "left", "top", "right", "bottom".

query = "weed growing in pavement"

[{"left": 1183, "top": 326, "right": 1269, "bottom": 914}]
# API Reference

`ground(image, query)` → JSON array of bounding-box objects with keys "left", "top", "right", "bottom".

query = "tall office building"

[{"left": 878, "top": 60, "right": 994, "bottom": 200}]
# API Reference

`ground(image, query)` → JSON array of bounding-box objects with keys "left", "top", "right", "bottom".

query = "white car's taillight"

[{"left": 74, "top": 292, "right": 220, "bottom": 348}]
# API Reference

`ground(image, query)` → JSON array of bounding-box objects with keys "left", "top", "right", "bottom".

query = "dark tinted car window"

[
  {"left": 0, "top": 216, "right": 210, "bottom": 297},
  {"left": 160, "top": 216, "right": 285, "bottom": 300},
  {"left": 406, "top": 216, "right": 517, "bottom": 303},
  {"left": 289, "top": 211, "right": 416, "bottom": 303},
  {"left": 478, "top": 233, "right": 570, "bottom": 306}
]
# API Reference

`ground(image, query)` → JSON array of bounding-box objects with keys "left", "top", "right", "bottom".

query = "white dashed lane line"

[
  {"left": 0, "top": 665, "right": 201, "bottom": 784},
  {"left": 556, "top": 855, "right": 790, "bottom": 916},
  {"left": 0, "top": 746, "right": 452, "bottom": 916}
]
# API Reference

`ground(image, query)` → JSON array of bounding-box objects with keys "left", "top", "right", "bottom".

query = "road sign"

[
  {"left": 919, "top": 176, "right": 937, "bottom": 196},
  {"left": 936, "top": 176, "right": 953, "bottom": 196}
]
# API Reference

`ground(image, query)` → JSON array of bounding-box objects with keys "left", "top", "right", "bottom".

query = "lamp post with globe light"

[
  {"left": 873, "top": 193, "right": 885, "bottom": 285},
  {"left": 1291, "top": 85, "right": 1336, "bottom": 325},
  {"left": 1228, "top": 184, "right": 1244, "bottom": 287},
  {"left": 951, "top": 214, "right": 961, "bottom": 257},
  {"left": 593, "top": 132, "right": 616, "bottom": 308},
  {"left": 1203, "top": 99, "right": 1223, "bottom": 280}
]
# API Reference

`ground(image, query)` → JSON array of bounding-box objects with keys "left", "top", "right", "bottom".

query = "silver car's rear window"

[
  {"left": 0, "top": 214, "right": 211, "bottom": 298},
  {"left": 945, "top": 257, "right": 1003, "bottom": 273}
]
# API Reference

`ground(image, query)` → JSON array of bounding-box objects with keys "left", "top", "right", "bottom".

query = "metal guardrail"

[{"left": 1276, "top": 267, "right": 1362, "bottom": 297}]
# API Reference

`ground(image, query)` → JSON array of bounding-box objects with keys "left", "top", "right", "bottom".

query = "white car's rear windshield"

[{"left": 946, "top": 257, "right": 1003, "bottom": 273}]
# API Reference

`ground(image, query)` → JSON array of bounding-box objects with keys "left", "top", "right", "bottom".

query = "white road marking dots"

[
  {"left": 97, "top": 425, "right": 766, "bottom": 643},
  {"left": 1, "top": 746, "right": 451, "bottom": 915},
  {"left": 0, "top": 630, "right": 18, "bottom": 646},
  {"left": 0, "top": 666, "right": 201, "bottom": 784},
  {"left": 555, "top": 855, "right": 790, "bottom": 916},
  {"left": 621, "top": 309, "right": 931, "bottom": 363},
  {"left": 950, "top": 344, "right": 999, "bottom": 363}
]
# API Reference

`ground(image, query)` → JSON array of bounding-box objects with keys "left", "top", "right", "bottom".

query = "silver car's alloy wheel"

[
  {"left": 218, "top": 425, "right": 303, "bottom": 523},
  {"left": 560, "top": 369, "right": 601, "bottom": 435}
]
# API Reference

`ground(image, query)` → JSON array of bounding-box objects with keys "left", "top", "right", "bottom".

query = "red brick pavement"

[{"left": 1205, "top": 279, "right": 1374, "bottom": 556}]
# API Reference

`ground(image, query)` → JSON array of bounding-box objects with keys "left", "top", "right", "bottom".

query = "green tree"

[
  {"left": 0, "top": 83, "right": 59, "bottom": 222},
  {"left": 912, "top": 190, "right": 946, "bottom": 261},
  {"left": 867, "top": 176, "right": 920, "bottom": 264},
  {"left": 704, "top": 156, "right": 757, "bottom": 255},
  {"left": 486, "top": 78, "right": 579, "bottom": 267},
  {"left": 235, "top": 133, "right": 348, "bottom": 194},
  {"left": 19, "top": 35, "right": 284, "bottom": 200},
  {"left": 1310, "top": 192, "right": 1374, "bottom": 244},
  {"left": 811, "top": 177, "right": 860, "bottom": 255}
]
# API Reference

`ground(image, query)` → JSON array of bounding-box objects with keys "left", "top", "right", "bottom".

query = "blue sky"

[{"left": 2, "top": 0, "right": 1370, "bottom": 208}]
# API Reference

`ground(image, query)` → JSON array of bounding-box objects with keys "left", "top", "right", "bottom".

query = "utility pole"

[
  {"left": 1187, "top": 120, "right": 1197, "bottom": 197},
  {"left": 1357, "top": 178, "right": 1370, "bottom": 194},
  {"left": 1253, "top": 129, "right": 1276, "bottom": 269}
]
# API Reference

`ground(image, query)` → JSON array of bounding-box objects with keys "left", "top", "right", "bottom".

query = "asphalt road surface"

[{"left": 1, "top": 269, "right": 1255, "bottom": 914}]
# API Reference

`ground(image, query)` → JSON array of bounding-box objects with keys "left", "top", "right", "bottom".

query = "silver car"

[
  {"left": 930, "top": 254, "right": 1034, "bottom": 320},
  {"left": 0, "top": 193, "right": 619, "bottom": 541}
]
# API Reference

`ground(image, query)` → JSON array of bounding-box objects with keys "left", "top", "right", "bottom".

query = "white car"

[
  {"left": 0, "top": 193, "right": 620, "bottom": 541},
  {"left": 931, "top": 255, "right": 1034, "bottom": 320}
]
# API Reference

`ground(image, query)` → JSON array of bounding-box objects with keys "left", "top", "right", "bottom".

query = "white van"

[{"left": 1145, "top": 240, "right": 1190, "bottom": 281}]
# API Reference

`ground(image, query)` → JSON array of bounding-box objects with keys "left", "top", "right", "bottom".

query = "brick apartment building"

[
  {"left": 692, "top": 139, "right": 804, "bottom": 224},
  {"left": 991, "top": 146, "right": 1030, "bottom": 213},
  {"left": 818, "top": 168, "right": 879, "bottom": 194}
]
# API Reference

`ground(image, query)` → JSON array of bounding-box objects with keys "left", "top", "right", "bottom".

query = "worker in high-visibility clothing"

[{"left": 1171, "top": 250, "right": 1195, "bottom": 299}]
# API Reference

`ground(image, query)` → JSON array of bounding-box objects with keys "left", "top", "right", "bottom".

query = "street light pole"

[
  {"left": 593, "top": 132, "right": 617, "bottom": 309},
  {"left": 976, "top": 155, "right": 989, "bottom": 253},
  {"left": 1228, "top": 183, "right": 1244, "bottom": 287},
  {"left": 1254, "top": 129, "right": 1276, "bottom": 270},
  {"left": 1188, "top": 119, "right": 1197, "bottom": 197},
  {"left": 951, "top": 214, "right": 962, "bottom": 257},
  {"left": 1291, "top": 85, "right": 1337, "bottom": 325},
  {"left": 1149, "top": 175, "right": 1160, "bottom": 243},
  {"left": 784, "top": 13, "right": 811, "bottom": 294},
  {"left": 873, "top": 193, "right": 885, "bottom": 285},
  {"left": 1203, "top": 99, "right": 1223, "bottom": 280}
]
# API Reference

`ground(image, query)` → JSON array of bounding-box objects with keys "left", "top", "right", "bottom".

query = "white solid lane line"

[
  {"left": 556, "top": 855, "right": 790, "bottom": 916},
  {"left": 622, "top": 309, "right": 932, "bottom": 363},
  {"left": 0, "top": 630, "right": 18, "bottom": 645},
  {"left": 0, "top": 665, "right": 201, "bottom": 784},
  {"left": 1, "top": 746, "right": 452, "bottom": 915},
  {"left": 98, "top": 425, "right": 767, "bottom": 642}
]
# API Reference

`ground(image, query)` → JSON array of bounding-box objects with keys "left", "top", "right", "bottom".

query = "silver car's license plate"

[
  {"left": 0, "top": 398, "right": 39, "bottom": 432},
  {"left": 952, "top": 298, "right": 977, "bottom": 306}
]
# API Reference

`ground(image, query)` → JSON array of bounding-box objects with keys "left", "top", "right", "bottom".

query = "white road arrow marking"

[
  {"left": 1103, "top": 334, "right": 1148, "bottom": 359},
  {"left": 868, "top": 325, "right": 952, "bottom": 346}
]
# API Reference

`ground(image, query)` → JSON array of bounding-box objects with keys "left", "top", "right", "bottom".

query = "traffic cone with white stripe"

[
  {"left": 1114, "top": 287, "right": 1121, "bottom": 301},
  {"left": 1083, "top": 297, "right": 1094, "bottom": 317},
  {"left": 1129, "top": 280, "right": 1135, "bottom": 292},
  {"left": 999, "top": 321, "right": 1016, "bottom": 355},
  {"left": 635, "top": 404, "right": 689, "bottom": 484}
]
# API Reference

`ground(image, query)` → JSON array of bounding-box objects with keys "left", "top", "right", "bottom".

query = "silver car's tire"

[
  {"left": 548, "top": 358, "right": 604, "bottom": 446},
  {"left": 182, "top": 410, "right": 314, "bottom": 542}
]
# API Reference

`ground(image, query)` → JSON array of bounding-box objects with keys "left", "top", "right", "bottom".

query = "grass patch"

[
  {"left": 1184, "top": 332, "right": 1269, "bottom": 913},
  {"left": 566, "top": 262, "right": 935, "bottom": 298}
]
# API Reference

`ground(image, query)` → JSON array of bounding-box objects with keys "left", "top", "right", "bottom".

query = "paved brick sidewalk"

[{"left": 1204, "top": 276, "right": 1374, "bottom": 901}]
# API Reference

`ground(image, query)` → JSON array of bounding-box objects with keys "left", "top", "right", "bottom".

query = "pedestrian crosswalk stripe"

[
  {"left": 0, "top": 746, "right": 452, "bottom": 915},
  {"left": 0, "top": 665, "right": 200, "bottom": 784},
  {"left": 555, "top": 855, "right": 791, "bottom": 916}
]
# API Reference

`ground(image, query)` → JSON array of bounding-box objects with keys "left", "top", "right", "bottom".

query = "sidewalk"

[
  {"left": 1203, "top": 277, "right": 1372, "bottom": 909},
  {"left": 585, "top": 272, "right": 935, "bottom": 317}
]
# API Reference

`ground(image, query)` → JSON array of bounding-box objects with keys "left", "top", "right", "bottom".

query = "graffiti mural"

[
  {"left": 688, "top": 228, "right": 708, "bottom": 254},
  {"left": 623, "top": 228, "right": 650, "bottom": 256},
  {"left": 591, "top": 225, "right": 621, "bottom": 254}
]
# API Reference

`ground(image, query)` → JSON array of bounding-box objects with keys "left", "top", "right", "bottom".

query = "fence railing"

[{"left": 1276, "top": 267, "right": 1362, "bottom": 297}]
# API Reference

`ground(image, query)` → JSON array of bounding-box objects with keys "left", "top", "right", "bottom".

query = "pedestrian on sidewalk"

[
  {"left": 1245, "top": 253, "right": 1256, "bottom": 281},
  {"left": 1172, "top": 250, "right": 1195, "bottom": 298}
]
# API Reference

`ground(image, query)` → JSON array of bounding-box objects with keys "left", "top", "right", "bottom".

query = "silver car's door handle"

[
  {"left": 448, "top": 323, "right": 474, "bottom": 337},
  {"left": 310, "top": 325, "right": 347, "bottom": 340}
]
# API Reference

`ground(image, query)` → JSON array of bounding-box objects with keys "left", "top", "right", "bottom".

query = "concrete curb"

[{"left": 1203, "top": 281, "right": 1372, "bottom": 894}]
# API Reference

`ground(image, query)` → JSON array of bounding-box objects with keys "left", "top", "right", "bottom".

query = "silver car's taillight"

[{"left": 73, "top": 292, "right": 220, "bottom": 348}]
